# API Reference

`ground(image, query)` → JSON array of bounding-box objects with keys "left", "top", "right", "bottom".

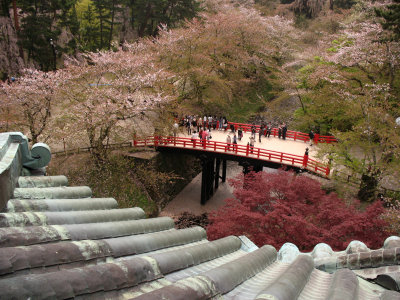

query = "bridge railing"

[
  {"left": 133, "top": 136, "right": 330, "bottom": 177},
  {"left": 227, "top": 122, "right": 337, "bottom": 144}
]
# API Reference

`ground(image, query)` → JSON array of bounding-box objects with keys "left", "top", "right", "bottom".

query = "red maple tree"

[{"left": 207, "top": 170, "right": 391, "bottom": 251}]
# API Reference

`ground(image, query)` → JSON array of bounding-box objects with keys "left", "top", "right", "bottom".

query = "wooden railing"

[
  {"left": 133, "top": 136, "right": 331, "bottom": 177},
  {"left": 227, "top": 122, "right": 337, "bottom": 144},
  {"left": 51, "top": 142, "right": 132, "bottom": 156}
]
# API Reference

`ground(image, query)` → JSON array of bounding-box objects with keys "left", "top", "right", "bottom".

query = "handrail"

[
  {"left": 133, "top": 136, "right": 330, "bottom": 177},
  {"left": 227, "top": 122, "right": 337, "bottom": 144}
]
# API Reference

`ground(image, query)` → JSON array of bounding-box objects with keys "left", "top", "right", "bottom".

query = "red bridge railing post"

[
  {"left": 303, "top": 154, "right": 309, "bottom": 168},
  {"left": 314, "top": 133, "right": 319, "bottom": 145}
]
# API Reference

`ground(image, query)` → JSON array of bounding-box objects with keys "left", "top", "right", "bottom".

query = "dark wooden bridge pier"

[{"left": 200, "top": 156, "right": 227, "bottom": 205}]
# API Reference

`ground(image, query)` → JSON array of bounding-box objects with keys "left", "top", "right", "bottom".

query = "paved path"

[{"left": 160, "top": 162, "right": 283, "bottom": 217}]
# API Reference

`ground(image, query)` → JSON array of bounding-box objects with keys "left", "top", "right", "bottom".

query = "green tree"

[
  {"left": 1, "top": 0, "right": 12, "bottom": 17},
  {"left": 376, "top": 0, "right": 400, "bottom": 41},
  {"left": 127, "top": 0, "right": 201, "bottom": 37},
  {"left": 80, "top": 3, "right": 101, "bottom": 51},
  {"left": 17, "top": 0, "right": 76, "bottom": 70}
]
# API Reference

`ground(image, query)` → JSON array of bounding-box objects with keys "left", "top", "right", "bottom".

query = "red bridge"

[{"left": 133, "top": 123, "right": 336, "bottom": 204}]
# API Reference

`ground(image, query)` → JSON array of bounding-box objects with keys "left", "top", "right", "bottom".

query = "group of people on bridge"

[
  {"left": 173, "top": 115, "right": 297, "bottom": 151},
  {"left": 181, "top": 115, "right": 229, "bottom": 135}
]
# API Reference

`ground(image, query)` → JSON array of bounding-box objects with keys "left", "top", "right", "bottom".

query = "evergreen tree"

[
  {"left": 81, "top": 4, "right": 101, "bottom": 51},
  {"left": 17, "top": 0, "right": 76, "bottom": 70},
  {"left": 376, "top": 0, "right": 400, "bottom": 41},
  {"left": 128, "top": 0, "right": 201, "bottom": 37},
  {"left": 1, "top": 0, "right": 12, "bottom": 17}
]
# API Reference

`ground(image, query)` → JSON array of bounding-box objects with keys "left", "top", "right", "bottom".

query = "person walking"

[
  {"left": 309, "top": 129, "right": 315, "bottom": 146},
  {"left": 173, "top": 121, "right": 179, "bottom": 137},
  {"left": 258, "top": 125, "right": 263, "bottom": 143},
  {"left": 251, "top": 125, "right": 256, "bottom": 138},
  {"left": 266, "top": 122, "right": 272, "bottom": 137},
  {"left": 198, "top": 117, "right": 203, "bottom": 132},
  {"left": 249, "top": 136, "right": 255, "bottom": 153},
  {"left": 202, "top": 128, "right": 208, "bottom": 140},
  {"left": 226, "top": 134, "right": 231, "bottom": 151},
  {"left": 278, "top": 125, "right": 282, "bottom": 139},
  {"left": 238, "top": 127, "right": 243, "bottom": 141},
  {"left": 187, "top": 119, "right": 192, "bottom": 135},
  {"left": 282, "top": 123, "right": 287, "bottom": 140},
  {"left": 191, "top": 131, "right": 198, "bottom": 147},
  {"left": 233, "top": 133, "right": 238, "bottom": 151}
]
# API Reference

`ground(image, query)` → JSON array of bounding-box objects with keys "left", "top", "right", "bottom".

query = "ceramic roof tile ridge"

[
  {"left": 104, "top": 226, "right": 207, "bottom": 257},
  {"left": 0, "top": 255, "right": 164, "bottom": 299},
  {"left": 255, "top": 255, "right": 314, "bottom": 300},
  {"left": 6, "top": 197, "right": 118, "bottom": 212},
  {"left": 0, "top": 217, "right": 175, "bottom": 247},
  {"left": 13, "top": 186, "right": 92, "bottom": 199},
  {"left": 17, "top": 175, "right": 69, "bottom": 188},
  {"left": 0, "top": 239, "right": 112, "bottom": 278},
  {"left": 0, "top": 226, "right": 210, "bottom": 278},
  {"left": 148, "top": 235, "right": 242, "bottom": 274},
  {"left": 202, "top": 245, "right": 277, "bottom": 294},
  {"left": 315, "top": 247, "right": 400, "bottom": 272},
  {"left": 325, "top": 269, "right": 359, "bottom": 300},
  {"left": 0, "top": 207, "right": 146, "bottom": 227},
  {"left": 0, "top": 227, "right": 214, "bottom": 278},
  {"left": 0, "top": 235, "right": 244, "bottom": 299},
  {"left": 132, "top": 245, "right": 277, "bottom": 299}
]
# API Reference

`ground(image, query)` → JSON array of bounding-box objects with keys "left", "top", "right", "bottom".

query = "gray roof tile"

[{"left": 17, "top": 175, "right": 68, "bottom": 188}]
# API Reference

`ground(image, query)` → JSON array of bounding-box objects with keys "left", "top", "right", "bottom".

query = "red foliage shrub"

[{"left": 207, "top": 170, "right": 391, "bottom": 251}]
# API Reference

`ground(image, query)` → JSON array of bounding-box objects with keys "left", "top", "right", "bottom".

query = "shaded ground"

[{"left": 160, "top": 160, "right": 242, "bottom": 217}]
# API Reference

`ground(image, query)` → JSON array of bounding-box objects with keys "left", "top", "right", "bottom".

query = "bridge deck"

[
  {"left": 177, "top": 129, "right": 315, "bottom": 159},
  {"left": 134, "top": 126, "right": 331, "bottom": 177}
]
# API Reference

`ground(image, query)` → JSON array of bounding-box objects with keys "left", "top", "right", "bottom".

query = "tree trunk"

[{"left": 108, "top": 1, "right": 115, "bottom": 50}]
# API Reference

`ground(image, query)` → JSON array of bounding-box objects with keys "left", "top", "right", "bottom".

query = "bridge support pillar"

[
  {"left": 200, "top": 156, "right": 215, "bottom": 205},
  {"left": 222, "top": 159, "right": 227, "bottom": 183},
  {"left": 215, "top": 158, "right": 221, "bottom": 190}
]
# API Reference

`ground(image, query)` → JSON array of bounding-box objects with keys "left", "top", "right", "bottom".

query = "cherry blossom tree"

[
  {"left": 143, "top": 5, "right": 299, "bottom": 118},
  {"left": 57, "top": 47, "right": 170, "bottom": 162},
  {"left": 1, "top": 69, "right": 67, "bottom": 143}
]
